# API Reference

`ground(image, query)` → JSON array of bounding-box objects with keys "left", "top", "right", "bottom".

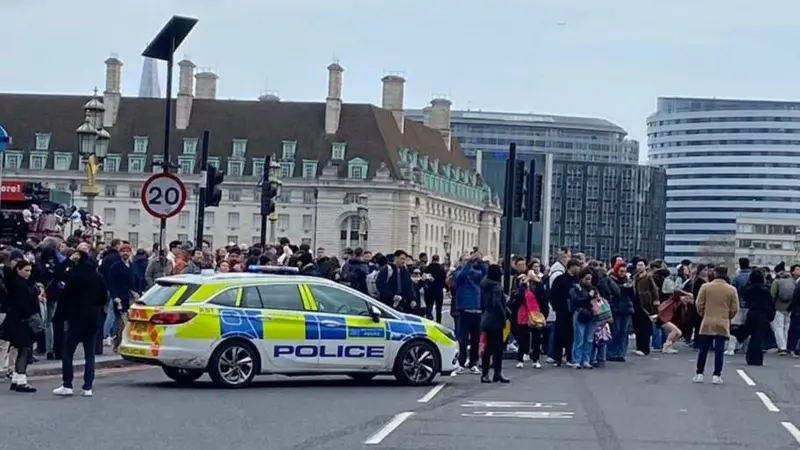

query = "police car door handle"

[{"left": 320, "top": 320, "right": 340, "bottom": 328}]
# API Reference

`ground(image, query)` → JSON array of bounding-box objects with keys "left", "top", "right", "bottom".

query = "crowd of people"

[{"left": 2, "top": 232, "right": 799, "bottom": 394}]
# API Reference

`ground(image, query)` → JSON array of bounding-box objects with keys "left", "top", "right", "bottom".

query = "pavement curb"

[{"left": 27, "top": 357, "right": 139, "bottom": 377}]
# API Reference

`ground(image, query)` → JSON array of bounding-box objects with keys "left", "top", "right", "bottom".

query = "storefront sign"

[{"left": 0, "top": 180, "right": 24, "bottom": 201}]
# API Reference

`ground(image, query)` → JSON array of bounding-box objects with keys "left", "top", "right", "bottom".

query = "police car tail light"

[{"left": 150, "top": 311, "right": 196, "bottom": 325}]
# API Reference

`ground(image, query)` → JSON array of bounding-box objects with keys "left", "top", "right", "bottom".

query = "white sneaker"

[
  {"left": 81, "top": 389, "right": 93, "bottom": 397},
  {"left": 522, "top": 353, "right": 530, "bottom": 362},
  {"left": 633, "top": 350, "right": 646, "bottom": 357},
  {"left": 692, "top": 374, "right": 704, "bottom": 383},
  {"left": 662, "top": 344, "right": 679, "bottom": 354},
  {"left": 712, "top": 376, "right": 723, "bottom": 385},
  {"left": 515, "top": 362, "right": 524, "bottom": 368},
  {"left": 724, "top": 349, "right": 735, "bottom": 356},
  {"left": 52, "top": 386, "right": 74, "bottom": 396},
  {"left": 532, "top": 361, "right": 542, "bottom": 369},
  {"left": 451, "top": 366, "right": 464, "bottom": 376},
  {"left": 469, "top": 366, "right": 481, "bottom": 375},
  {"left": 103, "top": 337, "right": 113, "bottom": 347}
]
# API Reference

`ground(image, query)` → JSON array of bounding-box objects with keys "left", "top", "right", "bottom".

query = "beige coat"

[{"left": 697, "top": 279, "right": 739, "bottom": 337}]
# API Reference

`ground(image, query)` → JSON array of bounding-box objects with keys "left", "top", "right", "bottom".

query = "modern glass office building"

[
  {"left": 406, "top": 109, "right": 640, "bottom": 163},
  {"left": 648, "top": 97, "right": 800, "bottom": 265}
]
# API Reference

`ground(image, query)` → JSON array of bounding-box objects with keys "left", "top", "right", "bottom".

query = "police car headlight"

[{"left": 435, "top": 324, "right": 457, "bottom": 342}]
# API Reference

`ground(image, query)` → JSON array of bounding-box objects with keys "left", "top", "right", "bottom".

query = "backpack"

[
  {"left": 776, "top": 277, "right": 795, "bottom": 303},
  {"left": 366, "top": 265, "right": 393, "bottom": 299}
]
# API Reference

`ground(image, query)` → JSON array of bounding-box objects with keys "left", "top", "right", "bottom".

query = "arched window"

[{"left": 340, "top": 215, "right": 368, "bottom": 251}]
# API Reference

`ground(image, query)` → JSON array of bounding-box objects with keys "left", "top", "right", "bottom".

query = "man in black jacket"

[
  {"left": 53, "top": 244, "right": 108, "bottom": 397},
  {"left": 550, "top": 258, "right": 581, "bottom": 366},
  {"left": 424, "top": 255, "right": 447, "bottom": 323}
]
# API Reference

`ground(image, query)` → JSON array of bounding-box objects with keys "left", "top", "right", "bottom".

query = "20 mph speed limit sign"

[{"left": 141, "top": 173, "right": 187, "bottom": 219}]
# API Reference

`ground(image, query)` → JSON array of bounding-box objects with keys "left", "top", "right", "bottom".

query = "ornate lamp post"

[
  {"left": 267, "top": 156, "right": 282, "bottom": 244},
  {"left": 75, "top": 90, "right": 110, "bottom": 215},
  {"left": 410, "top": 214, "right": 420, "bottom": 257},
  {"left": 357, "top": 194, "right": 369, "bottom": 248}
]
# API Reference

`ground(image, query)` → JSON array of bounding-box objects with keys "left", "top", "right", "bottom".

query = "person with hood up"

[
  {"left": 340, "top": 247, "right": 370, "bottom": 295},
  {"left": 53, "top": 243, "right": 108, "bottom": 397},
  {"left": 480, "top": 264, "right": 510, "bottom": 383},
  {"left": 453, "top": 251, "right": 488, "bottom": 375},
  {"left": 5, "top": 259, "right": 41, "bottom": 393}
]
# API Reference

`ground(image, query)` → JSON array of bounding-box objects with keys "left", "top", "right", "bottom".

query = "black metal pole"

[
  {"left": 195, "top": 130, "right": 209, "bottom": 247},
  {"left": 158, "top": 44, "right": 174, "bottom": 261},
  {"left": 502, "top": 142, "right": 517, "bottom": 294},
  {"left": 259, "top": 155, "right": 271, "bottom": 246},
  {"left": 525, "top": 158, "right": 536, "bottom": 261}
]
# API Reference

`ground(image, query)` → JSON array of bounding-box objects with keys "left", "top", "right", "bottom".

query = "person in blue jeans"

[
  {"left": 604, "top": 261, "right": 635, "bottom": 361},
  {"left": 570, "top": 268, "right": 598, "bottom": 369},
  {"left": 693, "top": 266, "right": 739, "bottom": 385},
  {"left": 52, "top": 247, "right": 108, "bottom": 397},
  {"left": 452, "top": 253, "right": 488, "bottom": 375}
]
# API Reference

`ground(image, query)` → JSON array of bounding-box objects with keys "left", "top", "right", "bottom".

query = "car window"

[
  {"left": 257, "top": 284, "right": 304, "bottom": 311},
  {"left": 209, "top": 288, "right": 239, "bottom": 307},
  {"left": 140, "top": 282, "right": 195, "bottom": 306},
  {"left": 241, "top": 286, "right": 262, "bottom": 309},
  {"left": 310, "top": 285, "right": 370, "bottom": 317}
]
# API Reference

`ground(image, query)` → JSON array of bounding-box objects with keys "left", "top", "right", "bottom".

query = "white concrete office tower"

[{"left": 648, "top": 97, "right": 800, "bottom": 265}]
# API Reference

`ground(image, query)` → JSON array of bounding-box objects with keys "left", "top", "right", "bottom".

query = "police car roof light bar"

[{"left": 247, "top": 265, "right": 300, "bottom": 275}]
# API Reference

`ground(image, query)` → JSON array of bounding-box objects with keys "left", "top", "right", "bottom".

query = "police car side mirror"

[{"left": 369, "top": 305, "right": 382, "bottom": 323}]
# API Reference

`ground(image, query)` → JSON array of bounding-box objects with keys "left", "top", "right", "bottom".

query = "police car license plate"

[{"left": 119, "top": 346, "right": 150, "bottom": 357}]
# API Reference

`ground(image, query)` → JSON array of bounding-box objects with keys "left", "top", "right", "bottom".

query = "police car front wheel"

[
  {"left": 394, "top": 341, "right": 440, "bottom": 386},
  {"left": 208, "top": 340, "right": 259, "bottom": 388},
  {"left": 162, "top": 367, "right": 204, "bottom": 385}
]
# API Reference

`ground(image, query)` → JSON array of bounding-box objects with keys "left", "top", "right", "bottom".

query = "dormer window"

[
  {"left": 227, "top": 159, "right": 244, "bottom": 177},
  {"left": 347, "top": 157, "right": 369, "bottom": 180},
  {"left": 302, "top": 160, "right": 318, "bottom": 179},
  {"left": 182, "top": 138, "right": 198, "bottom": 155},
  {"left": 133, "top": 136, "right": 149, "bottom": 154},
  {"left": 331, "top": 142, "right": 346, "bottom": 160},
  {"left": 252, "top": 159, "right": 265, "bottom": 177},
  {"left": 35, "top": 133, "right": 51, "bottom": 151},
  {"left": 232, "top": 139, "right": 247, "bottom": 158},
  {"left": 281, "top": 141, "right": 296, "bottom": 160}
]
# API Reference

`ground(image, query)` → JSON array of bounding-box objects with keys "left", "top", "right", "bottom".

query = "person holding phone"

[{"left": 570, "top": 268, "right": 599, "bottom": 369}]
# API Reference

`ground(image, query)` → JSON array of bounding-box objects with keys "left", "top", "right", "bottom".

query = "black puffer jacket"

[{"left": 2, "top": 267, "right": 40, "bottom": 348}]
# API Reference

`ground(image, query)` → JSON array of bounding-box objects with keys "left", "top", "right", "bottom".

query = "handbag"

[
  {"left": 593, "top": 298, "right": 613, "bottom": 323},
  {"left": 528, "top": 311, "right": 546, "bottom": 329},
  {"left": 25, "top": 314, "right": 45, "bottom": 335}
]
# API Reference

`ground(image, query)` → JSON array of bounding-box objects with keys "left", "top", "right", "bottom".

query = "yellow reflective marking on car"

[
  {"left": 183, "top": 284, "right": 223, "bottom": 304},
  {"left": 424, "top": 324, "right": 452, "bottom": 345},
  {"left": 174, "top": 306, "right": 221, "bottom": 339},
  {"left": 263, "top": 310, "right": 307, "bottom": 340},
  {"left": 299, "top": 284, "right": 317, "bottom": 311},
  {"left": 162, "top": 285, "right": 189, "bottom": 307}
]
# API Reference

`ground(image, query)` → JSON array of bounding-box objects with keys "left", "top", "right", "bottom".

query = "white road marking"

[
  {"left": 461, "top": 411, "right": 574, "bottom": 419},
  {"left": 756, "top": 392, "right": 780, "bottom": 412},
  {"left": 364, "top": 412, "right": 414, "bottom": 445},
  {"left": 418, "top": 383, "right": 446, "bottom": 403},
  {"left": 737, "top": 369, "right": 757, "bottom": 386},
  {"left": 462, "top": 401, "right": 567, "bottom": 408},
  {"left": 782, "top": 422, "right": 800, "bottom": 444}
]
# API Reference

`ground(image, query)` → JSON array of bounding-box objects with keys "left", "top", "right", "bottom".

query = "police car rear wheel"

[
  {"left": 394, "top": 341, "right": 439, "bottom": 386},
  {"left": 162, "top": 367, "right": 204, "bottom": 385},
  {"left": 209, "top": 341, "right": 258, "bottom": 388}
]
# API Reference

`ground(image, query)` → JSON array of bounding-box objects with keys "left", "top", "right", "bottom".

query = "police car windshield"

[{"left": 140, "top": 282, "right": 191, "bottom": 306}]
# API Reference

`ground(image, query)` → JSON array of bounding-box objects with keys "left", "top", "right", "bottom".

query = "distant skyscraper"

[{"left": 138, "top": 58, "right": 161, "bottom": 98}]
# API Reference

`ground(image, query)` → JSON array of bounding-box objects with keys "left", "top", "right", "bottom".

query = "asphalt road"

[{"left": 3, "top": 346, "right": 800, "bottom": 450}]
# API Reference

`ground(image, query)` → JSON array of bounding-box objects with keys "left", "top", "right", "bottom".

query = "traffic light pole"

[
  {"left": 259, "top": 154, "right": 271, "bottom": 246},
  {"left": 195, "top": 130, "right": 209, "bottom": 247},
  {"left": 525, "top": 158, "right": 535, "bottom": 261},
  {"left": 502, "top": 142, "right": 517, "bottom": 294}
]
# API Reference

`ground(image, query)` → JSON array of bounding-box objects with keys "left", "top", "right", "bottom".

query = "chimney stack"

[
  {"left": 195, "top": 70, "right": 218, "bottom": 100},
  {"left": 175, "top": 58, "right": 195, "bottom": 130},
  {"left": 381, "top": 74, "right": 406, "bottom": 133},
  {"left": 428, "top": 98, "right": 453, "bottom": 151},
  {"left": 325, "top": 62, "right": 344, "bottom": 135},
  {"left": 103, "top": 56, "right": 123, "bottom": 127}
]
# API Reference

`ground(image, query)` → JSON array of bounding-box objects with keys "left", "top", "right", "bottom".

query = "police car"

[{"left": 119, "top": 266, "right": 458, "bottom": 388}]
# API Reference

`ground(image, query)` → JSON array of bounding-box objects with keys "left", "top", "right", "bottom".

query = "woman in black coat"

[
  {"left": 735, "top": 270, "right": 775, "bottom": 366},
  {"left": 480, "top": 264, "right": 510, "bottom": 384},
  {"left": 4, "top": 260, "right": 41, "bottom": 393}
]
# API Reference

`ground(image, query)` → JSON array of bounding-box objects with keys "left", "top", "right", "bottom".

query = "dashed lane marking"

[
  {"left": 364, "top": 412, "right": 414, "bottom": 445},
  {"left": 737, "top": 369, "right": 757, "bottom": 386},
  {"left": 418, "top": 382, "right": 446, "bottom": 403},
  {"left": 756, "top": 392, "right": 781, "bottom": 412},
  {"left": 782, "top": 422, "right": 800, "bottom": 444}
]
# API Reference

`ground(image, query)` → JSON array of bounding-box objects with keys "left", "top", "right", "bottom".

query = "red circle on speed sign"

[{"left": 141, "top": 173, "right": 188, "bottom": 219}]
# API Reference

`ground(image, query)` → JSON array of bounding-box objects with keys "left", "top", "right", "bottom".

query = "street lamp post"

[
  {"left": 68, "top": 179, "right": 79, "bottom": 235},
  {"left": 410, "top": 214, "right": 420, "bottom": 257},
  {"left": 442, "top": 227, "right": 451, "bottom": 268},
  {"left": 267, "top": 157, "right": 282, "bottom": 244},
  {"left": 357, "top": 194, "right": 368, "bottom": 248},
  {"left": 75, "top": 90, "right": 111, "bottom": 216}
]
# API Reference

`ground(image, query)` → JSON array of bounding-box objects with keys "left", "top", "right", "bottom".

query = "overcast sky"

[{"left": 2, "top": 0, "right": 797, "bottom": 162}]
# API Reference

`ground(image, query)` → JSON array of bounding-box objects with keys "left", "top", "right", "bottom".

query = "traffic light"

[
  {"left": 532, "top": 174, "right": 543, "bottom": 222},
  {"left": 512, "top": 161, "right": 526, "bottom": 218},
  {"left": 260, "top": 180, "right": 280, "bottom": 216},
  {"left": 205, "top": 165, "right": 224, "bottom": 207}
]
